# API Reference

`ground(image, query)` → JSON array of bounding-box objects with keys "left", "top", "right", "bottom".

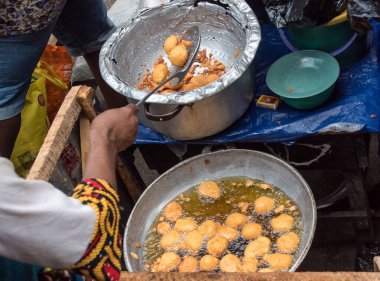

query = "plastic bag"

[
  {"left": 263, "top": 0, "right": 347, "bottom": 28},
  {"left": 40, "top": 45, "right": 73, "bottom": 122},
  {"left": 50, "top": 129, "right": 83, "bottom": 195},
  {"left": 347, "top": 0, "right": 380, "bottom": 34},
  {"left": 348, "top": 0, "right": 380, "bottom": 19},
  {"left": 10, "top": 62, "right": 67, "bottom": 178}
]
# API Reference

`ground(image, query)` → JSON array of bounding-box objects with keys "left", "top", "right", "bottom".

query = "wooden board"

[
  {"left": 120, "top": 272, "right": 380, "bottom": 281},
  {"left": 79, "top": 113, "right": 91, "bottom": 175},
  {"left": 28, "top": 86, "right": 82, "bottom": 181}
]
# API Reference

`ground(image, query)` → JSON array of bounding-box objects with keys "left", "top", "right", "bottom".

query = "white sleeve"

[{"left": 0, "top": 157, "right": 96, "bottom": 268}]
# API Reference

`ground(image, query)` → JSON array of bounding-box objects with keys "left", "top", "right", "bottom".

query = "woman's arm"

[
  {"left": 0, "top": 158, "right": 97, "bottom": 268},
  {"left": 0, "top": 104, "right": 138, "bottom": 281},
  {"left": 67, "top": 104, "right": 138, "bottom": 281},
  {"left": 84, "top": 104, "right": 138, "bottom": 188}
]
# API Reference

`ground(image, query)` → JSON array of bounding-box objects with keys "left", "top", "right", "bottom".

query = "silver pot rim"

[
  {"left": 100, "top": 0, "right": 261, "bottom": 105},
  {"left": 123, "top": 149, "right": 317, "bottom": 272}
]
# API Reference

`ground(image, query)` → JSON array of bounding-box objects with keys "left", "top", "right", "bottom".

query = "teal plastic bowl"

[{"left": 266, "top": 50, "right": 340, "bottom": 110}]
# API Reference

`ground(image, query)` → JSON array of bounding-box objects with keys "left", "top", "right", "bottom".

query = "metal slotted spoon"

[{"left": 136, "top": 25, "right": 201, "bottom": 107}]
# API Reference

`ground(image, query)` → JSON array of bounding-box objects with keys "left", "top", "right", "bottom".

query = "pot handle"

[
  {"left": 278, "top": 28, "right": 358, "bottom": 57},
  {"left": 144, "top": 103, "right": 185, "bottom": 122}
]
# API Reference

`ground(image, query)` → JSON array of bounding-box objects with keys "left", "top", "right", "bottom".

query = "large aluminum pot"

[
  {"left": 100, "top": 0, "right": 261, "bottom": 140},
  {"left": 124, "top": 149, "right": 317, "bottom": 272}
]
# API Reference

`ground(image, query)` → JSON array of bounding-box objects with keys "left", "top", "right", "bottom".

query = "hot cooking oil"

[{"left": 143, "top": 176, "right": 302, "bottom": 271}]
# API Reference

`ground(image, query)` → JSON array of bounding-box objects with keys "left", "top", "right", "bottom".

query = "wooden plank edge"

[
  {"left": 116, "top": 157, "right": 142, "bottom": 202},
  {"left": 76, "top": 86, "right": 96, "bottom": 121},
  {"left": 27, "top": 86, "right": 83, "bottom": 180},
  {"left": 79, "top": 113, "right": 91, "bottom": 176}
]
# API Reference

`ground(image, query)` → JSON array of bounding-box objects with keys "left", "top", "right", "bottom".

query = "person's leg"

[
  {"left": 52, "top": 0, "right": 127, "bottom": 109},
  {"left": 0, "top": 25, "right": 54, "bottom": 158},
  {"left": 0, "top": 115, "right": 21, "bottom": 158}
]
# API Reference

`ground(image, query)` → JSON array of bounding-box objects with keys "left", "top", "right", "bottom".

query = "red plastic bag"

[{"left": 40, "top": 45, "right": 74, "bottom": 122}]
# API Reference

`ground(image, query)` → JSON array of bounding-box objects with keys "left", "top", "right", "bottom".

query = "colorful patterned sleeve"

[{"left": 70, "top": 178, "right": 122, "bottom": 281}]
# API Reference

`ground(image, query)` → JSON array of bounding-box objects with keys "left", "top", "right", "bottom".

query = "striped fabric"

[{"left": 70, "top": 179, "right": 122, "bottom": 281}]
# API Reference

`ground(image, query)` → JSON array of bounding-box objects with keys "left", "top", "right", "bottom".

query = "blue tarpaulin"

[{"left": 135, "top": 23, "right": 380, "bottom": 144}]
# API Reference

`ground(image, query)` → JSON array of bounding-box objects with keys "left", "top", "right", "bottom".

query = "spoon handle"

[{"left": 136, "top": 74, "right": 179, "bottom": 107}]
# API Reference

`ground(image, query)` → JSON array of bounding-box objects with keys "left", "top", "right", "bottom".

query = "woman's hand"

[
  {"left": 90, "top": 104, "right": 139, "bottom": 153},
  {"left": 84, "top": 104, "right": 139, "bottom": 188}
]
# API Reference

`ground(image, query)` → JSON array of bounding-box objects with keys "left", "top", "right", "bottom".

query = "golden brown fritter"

[
  {"left": 136, "top": 45, "right": 226, "bottom": 94},
  {"left": 259, "top": 183, "right": 273, "bottom": 190},
  {"left": 271, "top": 214, "right": 294, "bottom": 232},
  {"left": 163, "top": 202, "right": 183, "bottom": 222},
  {"left": 254, "top": 196, "right": 275, "bottom": 214},
  {"left": 151, "top": 252, "right": 181, "bottom": 272},
  {"left": 164, "top": 34, "right": 179, "bottom": 54},
  {"left": 207, "top": 236, "right": 229, "bottom": 257},
  {"left": 180, "top": 39, "right": 192, "bottom": 48},
  {"left": 178, "top": 256, "right": 198, "bottom": 273},
  {"left": 238, "top": 258, "right": 258, "bottom": 272},
  {"left": 184, "top": 230, "right": 204, "bottom": 252},
  {"left": 225, "top": 213, "right": 248, "bottom": 228},
  {"left": 198, "top": 220, "right": 217, "bottom": 238},
  {"left": 244, "top": 236, "right": 271, "bottom": 259},
  {"left": 241, "top": 222, "right": 262, "bottom": 240},
  {"left": 156, "top": 221, "right": 171, "bottom": 235},
  {"left": 219, "top": 254, "right": 241, "bottom": 272},
  {"left": 199, "top": 255, "right": 219, "bottom": 271},
  {"left": 276, "top": 232, "right": 300, "bottom": 254},
  {"left": 217, "top": 225, "right": 239, "bottom": 241},
  {"left": 152, "top": 63, "right": 169, "bottom": 84},
  {"left": 263, "top": 253, "right": 293, "bottom": 270},
  {"left": 238, "top": 202, "right": 250, "bottom": 213},
  {"left": 245, "top": 179, "right": 254, "bottom": 187},
  {"left": 169, "top": 44, "right": 188, "bottom": 67},
  {"left": 160, "top": 230, "right": 181, "bottom": 250},
  {"left": 174, "top": 217, "right": 197, "bottom": 232},
  {"left": 198, "top": 181, "right": 221, "bottom": 199},
  {"left": 274, "top": 204, "right": 285, "bottom": 214}
]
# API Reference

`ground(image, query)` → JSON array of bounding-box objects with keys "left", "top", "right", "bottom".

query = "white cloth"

[{"left": 0, "top": 157, "right": 96, "bottom": 268}]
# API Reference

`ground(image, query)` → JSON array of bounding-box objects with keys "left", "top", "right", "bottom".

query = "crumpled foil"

[{"left": 100, "top": 0, "right": 261, "bottom": 105}]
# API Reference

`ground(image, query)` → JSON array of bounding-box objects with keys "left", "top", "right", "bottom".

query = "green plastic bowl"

[
  {"left": 286, "top": 11, "right": 370, "bottom": 67},
  {"left": 266, "top": 50, "right": 340, "bottom": 110}
]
